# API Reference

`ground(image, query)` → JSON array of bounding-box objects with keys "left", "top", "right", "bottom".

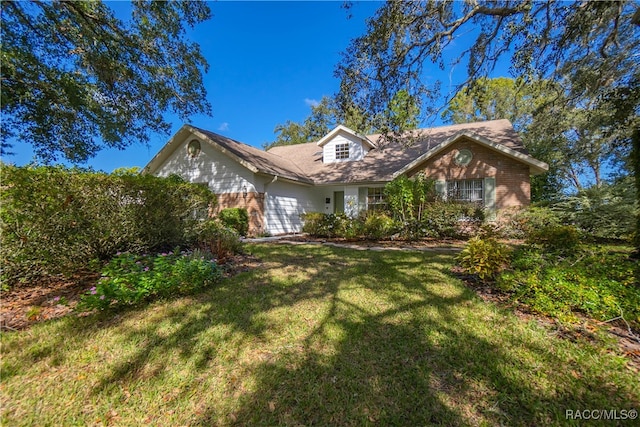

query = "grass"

[{"left": 1, "top": 243, "right": 638, "bottom": 426}]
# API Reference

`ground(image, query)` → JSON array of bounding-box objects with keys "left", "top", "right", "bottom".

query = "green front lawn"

[{"left": 2, "top": 243, "right": 638, "bottom": 426}]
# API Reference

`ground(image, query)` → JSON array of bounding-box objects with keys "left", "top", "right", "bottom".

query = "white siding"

[
  {"left": 322, "top": 132, "right": 368, "bottom": 164},
  {"left": 265, "top": 180, "right": 323, "bottom": 234},
  {"left": 154, "top": 137, "right": 258, "bottom": 193}
]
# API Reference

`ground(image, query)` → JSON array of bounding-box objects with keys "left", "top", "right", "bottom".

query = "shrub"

[
  {"left": 421, "top": 201, "right": 484, "bottom": 239},
  {"left": 553, "top": 179, "right": 636, "bottom": 241},
  {"left": 527, "top": 224, "right": 581, "bottom": 255},
  {"left": 362, "top": 212, "right": 396, "bottom": 240},
  {"left": 457, "top": 236, "right": 511, "bottom": 283},
  {"left": 301, "top": 213, "right": 358, "bottom": 238},
  {"left": 496, "top": 245, "right": 639, "bottom": 326},
  {"left": 301, "top": 212, "right": 325, "bottom": 236},
  {"left": 218, "top": 207, "right": 249, "bottom": 236},
  {"left": 77, "top": 249, "right": 222, "bottom": 311},
  {"left": 195, "top": 219, "right": 242, "bottom": 261},
  {"left": 497, "top": 206, "right": 562, "bottom": 239},
  {"left": 384, "top": 174, "right": 436, "bottom": 224},
  {"left": 0, "top": 165, "right": 216, "bottom": 286}
]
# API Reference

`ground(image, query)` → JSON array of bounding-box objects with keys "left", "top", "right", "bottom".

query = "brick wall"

[
  {"left": 214, "top": 192, "right": 265, "bottom": 236},
  {"left": 412, "top": 137, "right": 531, "bottom": 209}
]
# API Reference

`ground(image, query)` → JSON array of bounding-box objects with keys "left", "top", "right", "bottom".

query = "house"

[{"left": 142, "top": 119, "right": 548, "bottom": 235}]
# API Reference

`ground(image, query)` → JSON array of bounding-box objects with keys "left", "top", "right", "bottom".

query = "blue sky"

[{"left": 6, "top": 1, "right": 505, "bottom": 173}]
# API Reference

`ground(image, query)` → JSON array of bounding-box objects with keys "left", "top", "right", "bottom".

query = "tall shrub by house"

[{"left": 0, "top": 165, "right": 216, "bottom": 285}]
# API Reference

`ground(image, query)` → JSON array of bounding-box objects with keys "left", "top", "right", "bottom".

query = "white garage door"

[{"left": 265, "top": 194, "right": 304, "bottom": 235}]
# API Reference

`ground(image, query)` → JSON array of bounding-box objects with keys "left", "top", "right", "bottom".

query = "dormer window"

[{"left": 335, "top": 143, "right": 349, "bottom": 160}]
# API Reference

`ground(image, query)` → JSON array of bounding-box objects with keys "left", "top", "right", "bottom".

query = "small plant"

[
  {"left": 25, "top": 306, "right": 42, "bottom": 321},
  {"left": 77, "top": 250, "right": 222, "bottom": 311},
  {"left": 457, "top": 236, "right": 511, "bottom": 283}
]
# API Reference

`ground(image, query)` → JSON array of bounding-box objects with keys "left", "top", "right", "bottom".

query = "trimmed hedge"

[{"left": 0, "top": 165, "right": 216, "bottom": 285}]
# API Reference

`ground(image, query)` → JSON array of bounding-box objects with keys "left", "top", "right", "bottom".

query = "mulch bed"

[{"left": 0, "top": 254, "right": 262, "bottom": 331}]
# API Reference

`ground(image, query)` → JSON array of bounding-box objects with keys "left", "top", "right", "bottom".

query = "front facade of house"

[{"left": 143, "top": 120, "right": 548, "bottom": 235}]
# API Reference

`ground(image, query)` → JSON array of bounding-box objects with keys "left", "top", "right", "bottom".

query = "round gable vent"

[
  {"left": 454, "top": 149, "right": 473, "bottom": 166},
  {"left": 187, "top": 139, "right": 201, "bottom": 157}
]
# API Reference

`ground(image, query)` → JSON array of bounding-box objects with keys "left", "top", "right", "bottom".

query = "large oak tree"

[
  {"left": 1, "top": 0, "right": 212, "bottom": 163},
  {"left": 337, "top": 0, "right": 640, "bottom": 255}
]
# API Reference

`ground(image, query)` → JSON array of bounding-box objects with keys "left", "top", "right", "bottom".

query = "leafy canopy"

[
  {"left": 1, "top": 0, "right": 212, "bottom": 163},
  {"left": 338, "top": 0, "right": 640, "bottom": 255}
]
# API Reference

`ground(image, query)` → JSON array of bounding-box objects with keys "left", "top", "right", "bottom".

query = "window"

[
  {"left": 447, "top": 179, "right": 484, "bottom": 203},
  {"left": 335, "top": 143, "right": 349, "bottom": 160},
  {"left": 367, "top": 187, "right": 386, "bottom": 211}
]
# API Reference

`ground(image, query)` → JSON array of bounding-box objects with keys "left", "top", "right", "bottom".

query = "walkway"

[{"left": 242, "top": 234, "right": 463, "bottom": 253}]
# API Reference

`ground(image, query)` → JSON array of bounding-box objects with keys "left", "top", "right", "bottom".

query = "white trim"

[{"left": 393, "top": 131, "right": 549, "bottom": 177}]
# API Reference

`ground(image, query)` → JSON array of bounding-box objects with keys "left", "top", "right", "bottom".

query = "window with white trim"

[
  {"left": 335, "top": 143, "right": 350, "bottom": 160},
  {"left": 367, "top": 187, "right": 386, "bottom": 211},
  {"left": 447, "top": 179, "right": 484, "bottom": 203}
]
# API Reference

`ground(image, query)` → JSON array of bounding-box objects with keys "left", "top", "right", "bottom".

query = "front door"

[{"left": 334, "top": 191, "right": 344, "bottom": 214}]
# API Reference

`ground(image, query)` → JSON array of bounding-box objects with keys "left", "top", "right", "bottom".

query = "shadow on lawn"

[{"left": 12, "top": 243, "right": 635, "bottom": 425}]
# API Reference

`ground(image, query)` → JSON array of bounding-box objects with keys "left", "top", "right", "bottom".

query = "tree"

[
  {"left": 265, "top": 90, "right": 420, "bottom": 149},
  {"left": 444, "top": 77, "right": 564, "bottom": 201},
  {"left": 1, "top": 0, "right": 212, "bottom": 163},
  {"left": 337, "top": 0, "right": 640, "bottom": 256}
]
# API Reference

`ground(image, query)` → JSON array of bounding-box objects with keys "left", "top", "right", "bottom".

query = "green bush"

[
  {"left": 218, "top": 207, "right": 249, "bottom": 236},
  {"left": 77, "top": 249, "right": 222, "bottom": 311},
  {"left": 195, "top": 219, "right": 242, "bottom": 261},
  {"left": 421, "top": 201, "right": 484, "bottom": 239},
  {"left": 457, "top": 236, "right": 511, "bottom": 283},
  {"left": 496, "top": 245, "right": 639, "bottom": 326},
  {"left": 301, "top": 212, "right": 325, "bottom": 236},
  {"left": 553, "top": 179, "right": 636, "bottom": 241},
  {"left": 527, "top": 224, "right": 581, "bottom": 255},
  {"left": 0, "top": 165, "right": 215, "bottom": 286},
  {"left": 301, "top": 213, "right": 358, "bottom": 238},
  {"left": 362, "top": 212, "right": 396, "bottom": 240}
]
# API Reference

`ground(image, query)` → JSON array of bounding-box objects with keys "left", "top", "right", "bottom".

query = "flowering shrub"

[{"left": 78, "top": 249, "right": 222, "bottom": 311}]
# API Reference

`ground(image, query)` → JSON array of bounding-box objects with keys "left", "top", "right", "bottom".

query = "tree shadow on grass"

[
  {"left": 193, "top": 245, "right": 638, "bottom": 426},
  {"left": 5, "top": 243, "right": 637, "bottom": 425}
]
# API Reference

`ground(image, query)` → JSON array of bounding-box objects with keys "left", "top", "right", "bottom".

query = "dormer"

[{"left": 316, "top": 125, "right": 376, "bottom": 164}]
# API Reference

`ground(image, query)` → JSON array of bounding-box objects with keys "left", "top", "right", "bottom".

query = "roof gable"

[
  {"left": 316, "top": 125, "right": 376, "bottom": 149},
  {"left": 143, "top": 125, "right": 313, "bottom": 184},
  {"left": 393, "top": 130, "right": 549, "bottom": 177}
]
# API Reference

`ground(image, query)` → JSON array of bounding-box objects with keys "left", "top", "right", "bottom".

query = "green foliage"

[
  {"left": 0, "top": 165, "right": 215, "bottom": 285},
  {"left": 194, "top": 219, "right": 243, "bottom": 262},
  {"left": 384, "top": 174, "right": 435, "bottom": 223},
  {"left": 497, "top": 246, "right": 639, "bottom": 326},
  {"left": 1, "top": 1, "right": 211, "bottom": 162},
  {"left": 302, "top": 199, "right": 483, "bottom": 241},
  {"left": 77, "top": 250, "right": 222, "bottom": 311},
  {"left": 457, "top": 237, "right": 511, "bottom": 283},
  {"left": 362, "top": 212, "right": 396, "bottom": 240},
  {"left": 421, "top": 201, "right": 484, "bottom": 239},
  {"left": 527, "top": 225, "right": 581, "bottom": 255},
  {"left": 553, "top": 178, "right": 637, "bottom": 241},
  {"left": 218, "top": 208, "right": 249, "bottom": 236}
]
